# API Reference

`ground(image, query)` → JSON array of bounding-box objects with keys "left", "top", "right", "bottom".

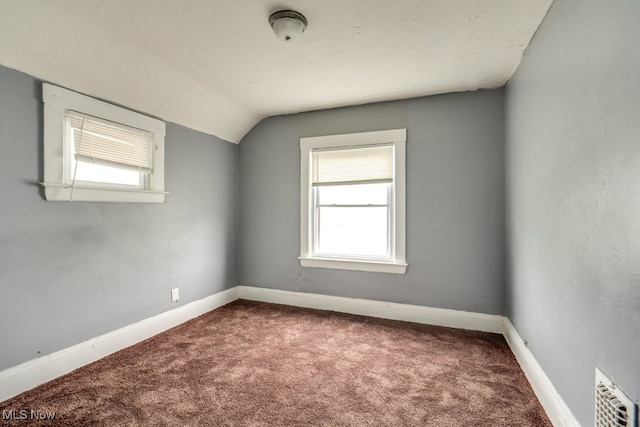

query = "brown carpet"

[{"left": 0, "top": 300, "right": 551, "bottom": 426}]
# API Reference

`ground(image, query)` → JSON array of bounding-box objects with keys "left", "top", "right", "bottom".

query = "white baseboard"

[
  {"left": 239, "top": 286, "right": 579, "bottom": 427},
  {"left": 0, "top": 284, "right": 578, "bottom": 427},
  {"left": 237, "top": 286, "right": 505, "bottom": 334},
  {"left": 503, "top": 319, "right": 580, "bottom": 427},
  {"left": 0, "top": 287, "right": 239, "bottom": 403}
]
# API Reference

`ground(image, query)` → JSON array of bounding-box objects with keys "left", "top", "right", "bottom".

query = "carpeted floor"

[{"left": 0, "top": 300, "right": 551, "bottom": 426}]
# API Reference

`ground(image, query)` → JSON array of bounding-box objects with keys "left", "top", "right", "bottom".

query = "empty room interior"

[{"left": 1, "top": 0, "right": 639, "bottom": 426}]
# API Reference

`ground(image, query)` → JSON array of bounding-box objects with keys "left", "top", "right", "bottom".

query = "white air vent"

[{"left": 596, "top": 368, "right": 638, "bottom": 427}]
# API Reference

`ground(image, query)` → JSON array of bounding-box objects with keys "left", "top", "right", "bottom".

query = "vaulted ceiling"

[{"left": 0, "top": 0, "right": 552, "bottom": 142}]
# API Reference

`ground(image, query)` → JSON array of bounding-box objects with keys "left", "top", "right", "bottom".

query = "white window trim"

[
  {"left": 41, "top": 83, "right": 167, "bottom": 203},
  {"left": 299, "top": 128, "right": 407, "bottom": 274}
]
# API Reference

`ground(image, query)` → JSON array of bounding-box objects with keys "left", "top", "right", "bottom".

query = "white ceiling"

[{"left": 0, "top": 0, "right": 552, "bottom": 143}]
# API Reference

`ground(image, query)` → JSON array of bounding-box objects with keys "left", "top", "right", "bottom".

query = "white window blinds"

[
  {"left": 67, "top": 111, "right": 153, "bottom": 171},
  {"left": 311, "top": 144, "right": 393, "bottom": 186}
]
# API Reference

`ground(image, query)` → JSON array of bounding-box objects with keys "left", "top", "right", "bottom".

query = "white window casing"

[
  {"left": 42, "top": 83, "right": 167, "bottom": 203},
  {"left": 299, "top": 129, "right": 407, "bottom": 274}
]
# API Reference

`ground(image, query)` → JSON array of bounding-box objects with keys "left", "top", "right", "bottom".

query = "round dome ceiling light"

[{"left": 269, "top": 10, "right": 307, "bottom": 42}]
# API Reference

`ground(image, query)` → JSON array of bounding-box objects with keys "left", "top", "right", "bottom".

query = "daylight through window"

[
  {"left": 67, "top": 111, "right": 152, "bottom": 189},
  {"left": 300, "top": 129, "right": 407, "bottom": 274},
  {"left": 42, "top": 83, "right": 167, "bottom": 203}
]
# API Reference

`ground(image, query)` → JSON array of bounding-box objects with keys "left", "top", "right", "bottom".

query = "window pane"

[
  {"left": 317, "top": 183, "right": 388, "bottom": 205},
  {"left": 74, "top": 161, "right": 141, "bottom": 187},
  {"left": 316, "top": 206, "right": 388, "bottom": 258}
]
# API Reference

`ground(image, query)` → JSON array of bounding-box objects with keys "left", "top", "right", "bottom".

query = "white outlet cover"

[{"left": 171, "top": 288, "right": 179, "bottom": 302}]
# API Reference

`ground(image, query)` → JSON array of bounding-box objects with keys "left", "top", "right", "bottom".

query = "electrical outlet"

[{"left": 171, "top": 287, "right": 179, "bottom": 302}]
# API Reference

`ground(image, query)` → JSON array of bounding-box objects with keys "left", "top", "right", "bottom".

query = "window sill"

[
  {"left": 41, "top": 183, "right": 167, "bottom": 203},
  {"left": 298, "top": 256, "right": 407, "bottom": 274}
]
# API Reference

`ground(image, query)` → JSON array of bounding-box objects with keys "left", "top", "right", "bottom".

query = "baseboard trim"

[
  {"left": 239, "top": 286, "right": 579, "bottom": 427},
  {"left": 503, "top": 319, "right": 580, "bottom": 427},
  {"left": 0, "top": 284, "right": 578, "bottom": 427},
  {"left": 237, "top": 286, "right": 505, "bottom": 334},
  {"left": 0, "top": 287, "right": 239, "bottom": 403}
]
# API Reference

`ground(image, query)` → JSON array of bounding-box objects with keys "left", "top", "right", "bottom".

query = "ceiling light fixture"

[{"left": 269, "top": 10, "right": 307, "bottom": 42}]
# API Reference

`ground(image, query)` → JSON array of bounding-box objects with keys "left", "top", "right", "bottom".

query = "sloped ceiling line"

[{"left": 0, "top": 0, "right": 553, "bottom": 143}]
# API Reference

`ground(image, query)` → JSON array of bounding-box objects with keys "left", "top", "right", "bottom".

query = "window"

[
  {"left": 299, "top": 129, "right": 407, "bottom": 274},
  {"left": 42, "top": 83, "right": 166, "bottom": 203}
]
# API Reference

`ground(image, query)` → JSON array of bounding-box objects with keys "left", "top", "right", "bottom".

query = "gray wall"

[
  {"left": 240, "top": 91, "right": 506, "bottom": 314},
  {"left": 0, "top": 64, "right": 239, "bottom": 371},
  {"left": 505, "top": 0, "right": 640, "bottom": 424}
]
